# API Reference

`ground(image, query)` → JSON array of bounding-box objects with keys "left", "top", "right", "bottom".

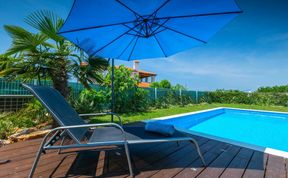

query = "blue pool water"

[{"left": 162, "top": 108, "right": 288, "bottom": 152}]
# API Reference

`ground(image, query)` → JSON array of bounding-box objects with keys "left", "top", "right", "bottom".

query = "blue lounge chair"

[{"left": 22, "top": 84, "right": 205, "bottom": 177}]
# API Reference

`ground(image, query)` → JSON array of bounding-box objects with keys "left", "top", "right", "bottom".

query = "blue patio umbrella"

[{"left": 58, "top": 0, "right": 242, "bottom": 117}]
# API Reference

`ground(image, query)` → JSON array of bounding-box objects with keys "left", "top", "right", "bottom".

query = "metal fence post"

[
  {"left": 196, "top": 90, "right": 198, "bottom": 104},
  {"left": 179, "top": 89, "right": 182, "bottom": 104},
  {"left": 155, "top": 88, "right": 157, "bottom": 100}
]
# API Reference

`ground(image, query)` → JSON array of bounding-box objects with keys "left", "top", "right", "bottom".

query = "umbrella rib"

[
  {"left": 150, "top": 0, "right": 170, "bottom": 17},
  {"left": 153, "top": 35, "right": 167, "bottom": 57},
  {"left": 165, "top": 26, "right": 206, "bottom": 43},
  {"left": 127, "top": 19, "right": 148, "bottom": 38},
  {"left": 150, "top": 21, "right": 206, "bottom": 44},
  {"left": 58, "top": 20, "right": 137, "bottom": 34},
  {"left": 92, "top": 22, "right": 143, "bottom": 56},
  {"left": 150, "top": 18, "right": 170, "bottom": 36},
  {"left": 127, "top": 33, "right": 146, "bottom": 38},
  {"left": 120, "top": 19, "right": 146, "bottom": 58},
  {"left": 156, "top": 10, "right": 243, "bottom": 20},
  {"left": 117, "top": 34, "right": 138, "bottom": 59},
  {"left": 153, "top": 28, "right": 168, "bottom": 35},
  {"left": 122, "top": 24, "right": 141, "bottom": 35},
  {"left": 115, "top": 0, "right": 143, "bottom": 19},
  {"left": 148, "top": 13, "right": 157, "bottom": 34},
  {"left": 128, "top": 36, "right": 140, "bottom": 61}
]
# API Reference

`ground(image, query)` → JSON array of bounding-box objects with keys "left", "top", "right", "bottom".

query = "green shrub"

[
  {"left": 131, "top": 88, "right": 150, "bottom": 112},
  {"left": 0, "top": 118, "right": 14, "bottom": 139},
  {"left": 104, "top": 65, "right": 150, "bottom": 113},
  {"left": 181, "top": 95, "right": 195, "bottom": 105},
  {"left": 208, "top": 90, "right": 288, "bottom": 107},
  {"left": 0, "top": 99, "right": 51, "bottom": 139},
  {"left": 112, "top": 87, "right": 150, "bottom": 113},
  {"left": 72, "top": 89, "right": 109, "bottom": 113},
  {"left": 198, "top": 92, "right": 210, "bottom": 103},
  {"left": 21, "top": 99, "right": 50, "bottom": 123},
  {"left": 153, "top": 97, "right": 170, "bottom": 109},
  {"left": 257, "top": 85, "right": 288, "bottom": 92},
  {"left": 208, "top": 90, "right": 251, "bottom": 104}
]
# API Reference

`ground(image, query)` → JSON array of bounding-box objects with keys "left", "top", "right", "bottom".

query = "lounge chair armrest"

[
  {"left": 79, "top": 112, "right": 123, "bottom": 126},
  {"left": 51, "top": 123, "right": 125, "bottom": 134},
  {"left": 42, "top": 123, "right": 126, "bottom": 148}
]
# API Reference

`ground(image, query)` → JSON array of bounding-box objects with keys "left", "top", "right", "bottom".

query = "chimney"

[
  {"left": 80, "top": 61, "right": 89, "bottom": 67},
  {"left": 133, "top": 60, "right": 140, "bottom": 71}
]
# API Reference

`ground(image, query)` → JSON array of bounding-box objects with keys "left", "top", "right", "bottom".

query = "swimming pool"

[{"left": 152, "top": 108, "right": 288, "bottom": 158}]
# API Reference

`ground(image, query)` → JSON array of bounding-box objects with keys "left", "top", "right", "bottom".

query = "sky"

[{"left": 0, "top": 0, "right": 288, "bottom": 91}]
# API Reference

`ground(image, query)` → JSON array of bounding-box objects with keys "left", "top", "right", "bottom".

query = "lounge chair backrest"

[{"left": 22, "top": 84, "right": 87, "bottom": 143}]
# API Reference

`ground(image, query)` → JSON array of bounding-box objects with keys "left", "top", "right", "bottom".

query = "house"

[
  {"left": 128, "top": 60, "right": 157, "bottom": 88},
  {"left": 81, "top": 60, "right": 156, "bottom": 88}
]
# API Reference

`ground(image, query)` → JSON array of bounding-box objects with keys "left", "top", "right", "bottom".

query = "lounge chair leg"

[
  {"left": 190, "top": 139, "right": 206, "bottom": 166},
  {"left": 29, "top": 144, "right": 44, "bottom": 178},
  {"left": 124, "top": 143, "right": 134, "bottom": 177},
  {"left": 58, "top": 135, "right": 66, "bottom": 154}
]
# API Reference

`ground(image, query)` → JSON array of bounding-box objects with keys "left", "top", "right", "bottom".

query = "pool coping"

[{"left": 145, "top": 107, "right": 288, "bottom": 158}]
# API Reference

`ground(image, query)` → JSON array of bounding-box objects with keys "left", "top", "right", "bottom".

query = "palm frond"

[
  {"left": 88, "top": 56, "right": 109, "bottom": 71},
  {"left": 4, "top": 25, "right": 51, "bottom": 55},
  {"left": 70, "top": 56, "right": 108, "bottom": 89},
  {"left": 25, "top": 10, "right": 64, "bottom": 42}
]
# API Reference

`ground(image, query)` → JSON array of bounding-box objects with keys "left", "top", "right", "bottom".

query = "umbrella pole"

[{"left": 111, "top": 58, "right": 115, "bottom": 122}]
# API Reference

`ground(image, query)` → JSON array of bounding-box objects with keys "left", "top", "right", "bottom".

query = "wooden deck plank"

[
  {"left": 0, "top": 138, "right": 41, "bottom": 153},
  {"left": 196, "top": 144, "right": 241, "bottom": 178},
  {"left": 104, "top": 141, "right": 192, "bottom": 178},
  {"left": 135, "top": 138, "right": 209, "bottom": 178},
  {"left": 38, "top": 148, "right": 128, "bottom": 177},
  {"left": 100, "top": 141, "right": 192, "bottom": 178},
  {"left": 220, "top": 148, "right": 254, "bottom": 178},
  {"left": 265, "top": 154, "right": 286, "bottom": 178},
  {"left": 36, "top": 151, "right": 122, "bottom": 177},
  {"left": 149, "top": 140, "right": 221, "bottom": 178},
  {"left": 1, "top": 151, "right": 77, "bottom": 177},
  {"left": 126, "top": 141, "right": 196, "bottom": 175},
  {"left": 242, "top": 151, "right": 268, "bottom": 178},
  {"left": 285, "top": 158, "right": 288, "bottom": 178},
  {"left": 0, "top": 152, "right": 61, "bottom": 177},
  {"left": 173, "top": 142, "right": 230, "bottom": 178}
]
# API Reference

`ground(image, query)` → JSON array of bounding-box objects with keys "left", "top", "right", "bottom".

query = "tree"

[
  {"left": 0, "top": 10, "right": 108, "bottom": 97},
  {"left": 150, "top": 80, "right": 172, "bottom": 89},
  {"left": 172, "top": 84, "right": 187, "bottom": 90},
  {"left": 104, "top": 65, "right": 149, "bottom": 113},
  {"left": 150, "top": 81, "right": 160, "bottom": 88},
  {"left": 159, "top": 79, "right": 171, "bottom": 89},
  {"left": 71, "top": 54, "right": 108, "bottom": 90}
]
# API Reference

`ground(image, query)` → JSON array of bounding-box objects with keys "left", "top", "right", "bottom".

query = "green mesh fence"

[
  {"left": 144, "top": 87, "right": 156, "bottom": 101},
  {"left": 0, "top": 78, "right": 209, "bottom": 112},
  {"left": 198, "top": 91, "right": 210, "bottom": 103},
  {"left": 0, "top": 78, "right": 98, "bottom": 99},
  {"left": 0, "top": 78, "right": 53, "bottom": 95},
  {"left": 141, "top": 88, "right": 209, "bottom": 104}
]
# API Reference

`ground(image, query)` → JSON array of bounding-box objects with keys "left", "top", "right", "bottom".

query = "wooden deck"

[{"left": 0, "top": 133, "right": 287, "bottom": 178}]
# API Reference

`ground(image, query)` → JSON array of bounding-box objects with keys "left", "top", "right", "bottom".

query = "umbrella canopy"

[
  {"left": 58, "top": 0, "right": 242, "bottom": 119},
  {"left": 58, "top": 0, "right": 242, "bottom": 61}
]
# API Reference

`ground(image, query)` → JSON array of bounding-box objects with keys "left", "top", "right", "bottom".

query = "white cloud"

[{"left": 258, "top": 32, "right": 288, "bottom": 44}]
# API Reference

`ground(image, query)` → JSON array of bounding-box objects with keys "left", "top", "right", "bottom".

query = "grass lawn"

[{"left": 90, "top": 103, "right": 288, "bottom": 124}]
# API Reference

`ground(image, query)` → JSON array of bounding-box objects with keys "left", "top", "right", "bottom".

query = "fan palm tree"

[{"left": 0, "top": 10, "right": 108, "bottom": 98}]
